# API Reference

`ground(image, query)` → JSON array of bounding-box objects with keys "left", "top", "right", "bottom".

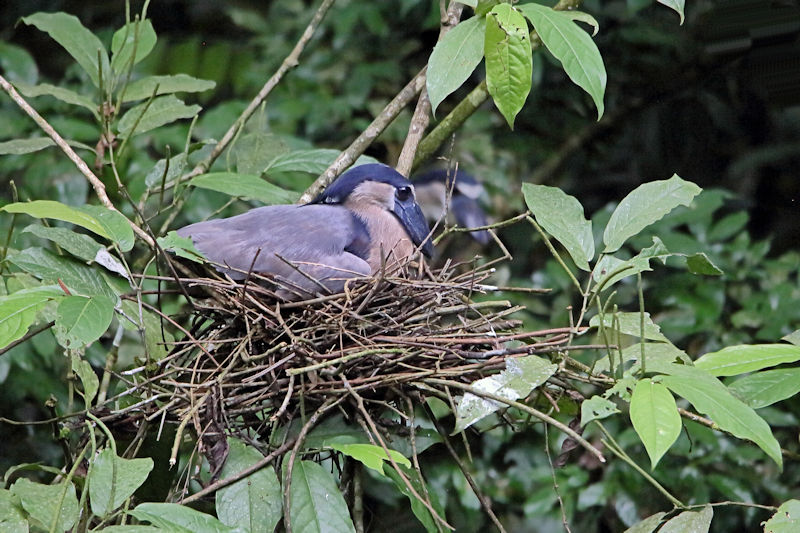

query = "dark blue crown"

[{"left": 311, "top": 164, "right": 412, "bottom": 204}]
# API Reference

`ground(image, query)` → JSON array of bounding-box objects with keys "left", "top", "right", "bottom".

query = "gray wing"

[{"left": 176, "top": 204, "right": 371, "bottom": 299}]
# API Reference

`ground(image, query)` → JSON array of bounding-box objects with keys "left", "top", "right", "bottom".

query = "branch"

[
  {"left": 164, "top": 0, "right": 336, "bottom": 193},
  {"left": 411, "top": 0, "right": 584, "bottom": 172},
  {"left": 0, "top": 74, "right": 155, "bottom": 248},
  {"left": 299, "top": 68, "right": 427, "bottom": 203}
]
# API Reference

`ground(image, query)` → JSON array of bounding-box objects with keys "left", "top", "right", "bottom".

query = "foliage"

[{"left": 0, "top": 1, "right": 797, "bottom": 532}]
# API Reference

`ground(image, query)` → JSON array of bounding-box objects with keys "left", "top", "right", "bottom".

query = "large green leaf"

[
  {"left": 89, "top": 448, "right": 153, "bottom": 517},
  {"left": 629, "top": 378, "right": 681, "bottom": 469},
  {"left": 517, "top": 3, "right": 606, "bottom": 118},
  {"left": 117, "top": 95, "right": 201, "bottom": 138},
  {"left": 290, "top": 461, "right": 356, "bottom": 533},
  {"left": 589, "top": 312, "right": 668, "bottom": 342},
  {"left": 694, "top": 344, "right": 800, "bottom": 377},
  {"left": 190, "top": 173, "right": 300, "bottom": 205},
  {"left": 658, "top": 505, "right": 712, "bottom": 533},
  {"left": 728, "top": 368, "right": 800, "bottom": 409},
  {"left": 0, "top": 285, "right": 64, "bottom": 351},
  {"left": 235, "top": 132, "right": 290, "bottom": 175},
  {"left": 523, "top": 183, "right": 594, "bottom": 270},
  {"left": 659, "top": 365, "right": 782, "bottom": 468},
  {"left": 764, "top": 499, "right": 800, "bottom": 533},
  {"left": 10, "top": 478, "right": 79, "bottom": 532},
  {"left": 603, "top": 175, "right": 701, "bottom": 253},
  {"left": 14, "top": 81, "right": 98, "bottom": 116},
  {"left": 2, "top": 200, "right": 134, "bottom": 251},
  {"left": 131, "top": 503, "right": 237, "bottom": 532},
  {"left": 454, "top": 355, "right": 557, "bottom": 432},
  {"left": 111, "top": 19, "right": 157, "bottom": 72},
  {"left": 484, "top": 4, "right": 532, "bottom": 128},
  {"left": 215, "top": 438, "right": 282, "bottom": 533},
  {"left": 54, "top": 295, "right": 115, "bottom": 348},
  {"left": 0, "top": 41, "right": 38, "bottom": 85},
  {"left": 384, "top": 464, "right": 445, "bottom": 533},
  {"left": 22, "top": 12, "right": 109, "bottom": 87},
  {"left": 622, "top": 512, "right": 667, "bottom": 533},
  {"left": 123, "top": 74, "right": 216, "bottom": 102},
  {"left": 9, "top": 248, "right": 121, "bottom": 300},
  {"left": 265, "top": 149, "right": 379, "bottom": 176},
  {"left": 427, "top": 16, "right": 486, "bottom": 114},
  {"left": 0, "top": 137, "right": 57, "bottom": 155},
  {"left": 329, "top": 443, "right": 411, "bottom": 475}
]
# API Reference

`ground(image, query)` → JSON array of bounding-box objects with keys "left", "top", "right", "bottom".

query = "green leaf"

[
  {"left": 119, "top": 301, "right": 171, "bottom": 361},
  {"left": 454, "top": 355, "right": 557, "bottom": 432},
  {"left": 235, "top": 132, "right": 290, "bottom": 175},
  {"left": 657, "top": 0, "right": 686, "bottom": 25},
  {"left": 157, "top": 231, "right": 207, "bottom": 263},
  {"left": 580, "top": 395, "right": 620, "bottom": 426},
  {"left": 117, "top": 95, "right": 201, "bottom": 138},
  {"left": 728, "top": 368, "right": 800, "bottom": 409},
  {"left": 593, "top": 238, "right": 670, "bottom": 288},
  {"left": 764, "top": 499, "right": 800, "bottom": 533},
  {"left": 329, "top": 443, "right": 411, "bottom": 475},
  {"left": 685, "top": 253, "right": 723, "bottom": 275},
  {"left": 89, "top": 448, "right": 154, "bottom": 517},
  {"left": 384, "top": 464, "right": 445, "bottom": 533},
  {"left": 71, "top": 352, "right": 99, "bottom": 405},
  {"left": 123, "top": 74, "right": 216, "bottom": 102},
  {"left": 630, "top": 379, "right": 681, "bottom": 469},
  {"left": 290, "top": 461, "right": 356, "bottom": 533},
  {"left": 2, "top": 200, "right": 134, "bottom": 251},
  {"left": 622, "top": 512, "right": 666, "bottom": 533},
  {"left": 517, "top": 3, "right": 606, "bottom": 118},
  {"left": 10, "top": 478, "right": 79, "bottom": 532},
  {"left": 589, "top": 312, "right": 668, "bottom": 342},
  {"left": 0, "top": 137, "right": 59, "bottom": 155},
  {"left": 603, "top": 175, "right": 702, "bottom": 253},
  {"left": 427, "top": 16, "right": 486, "bottom": 114},
  {"left": 22, "top": 12, "right": 109, "bottom": 87},
  {"left": 0, "top": 488, "right": 28, "bottom": 533},
  {"left": 190, "top": 173, "right": 300, "bottom": 205},
  {"left": 783, "top": 329, "right": 800, "bottom": 346},
  {"left": 14, "top": 81, "right": 98, "bottom": 116},
  {"left": 595, "top": 341, "right": 691, "bottom": 375},
  {"left": 0, "top": 41, "right": 38, "bottom": 85},
  {"left": 144, "top": 153, "right": 188, "bottom": 188},
  {"left": 9, "top": 248, "right": 121, "bottom": 301},
  {"left": 523, "top": 183, "right": 594, "bottom": 270},
  {"left": 694, "top": 344, "right": 800, "bottom": 377},
  {"left": 658, "top": 505, "right": 712, "bottom": 533},
  {"left": 0, "top": 285, "right": 64, "bottom": 351},
  {"left": 265, "top": 149, "right": 379, "bottom": 176},
  {"left": 54, "top": 295, "right": 115, "bottom": 348},
  {"left": 215, "top": 438, "right": 282, "bottom": 533},
  {"left": 565, "top": 11, "right": 600, "bottom": 36},
  {"left": 485, "top": 4, "right": 532, "bottom": 128},
  {"left": 659, "top": 365, "right": 782, "bottom": 468},
  {"left": 111, "top": 19, "right": 157, "bottom": 72},
  {"left": 130, "top": 503, "right": 237, "bottom": 532},
  {"left": 103, "top": 528, "right": 163, "bottom": 533}
]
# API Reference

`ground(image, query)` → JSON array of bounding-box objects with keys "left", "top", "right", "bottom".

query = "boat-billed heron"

[
  {"left": 177, "top": 163, "right": 433, "bottom": 300},
  {"left": 413, "top": 169, "right": 490, "bottom": 244}
]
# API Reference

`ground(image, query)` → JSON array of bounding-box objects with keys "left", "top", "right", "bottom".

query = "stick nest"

[{"left": 149, "top": 259, "right": 569, "bottom": 441}]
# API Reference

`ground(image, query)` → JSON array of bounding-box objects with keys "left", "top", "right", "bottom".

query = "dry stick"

[
  {"left": 162, "top": 0, "right": 336, "bottom": 195},
  {"left": 299, "top": 68, "right": 427, "bottom": 203},
  {"left": 411, "top": 0, "right": 584, "bottom": 172},
  {"left": 0, "top": 74, "right": 155, "bottom": 248},
  {"left": 396, "top": 3, "right": 464, "bottom": 176},
  {"left": 179, "top": 438, "right": 296, "bottom": 505},
  {"left": 421, "top": 378, "right": 606, "bottom": 464}
]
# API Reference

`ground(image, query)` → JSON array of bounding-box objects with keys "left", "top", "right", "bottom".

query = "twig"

[
  {"left": 299, "top": 68, "right": 427, "bottom": 203},
  {"left": 0, "top": 74, "right": 155, "bottom": 247},
  {"left": 0, "top": 320, "right": 55, "bottom": 357},
  {"left": 162, "top": 0, "right": 336, "bottom": 196}
]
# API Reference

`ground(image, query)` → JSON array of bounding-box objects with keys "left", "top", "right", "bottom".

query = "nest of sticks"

[{"left": 122, "top": 256, "right": 594, "bottom": 475}]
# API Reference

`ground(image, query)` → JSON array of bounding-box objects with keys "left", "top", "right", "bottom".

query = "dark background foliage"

[{"left": 2, "top": 1, "right": 800, "bottom": 532}]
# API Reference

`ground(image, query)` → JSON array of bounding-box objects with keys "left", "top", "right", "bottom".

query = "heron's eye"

[{"left": 396, "top": 186, "right": 412, "bottom": 202}]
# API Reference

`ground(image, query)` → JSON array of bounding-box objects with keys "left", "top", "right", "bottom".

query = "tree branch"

[{"left": 0, "top": 74, "right": 155, "bottom": 248}]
